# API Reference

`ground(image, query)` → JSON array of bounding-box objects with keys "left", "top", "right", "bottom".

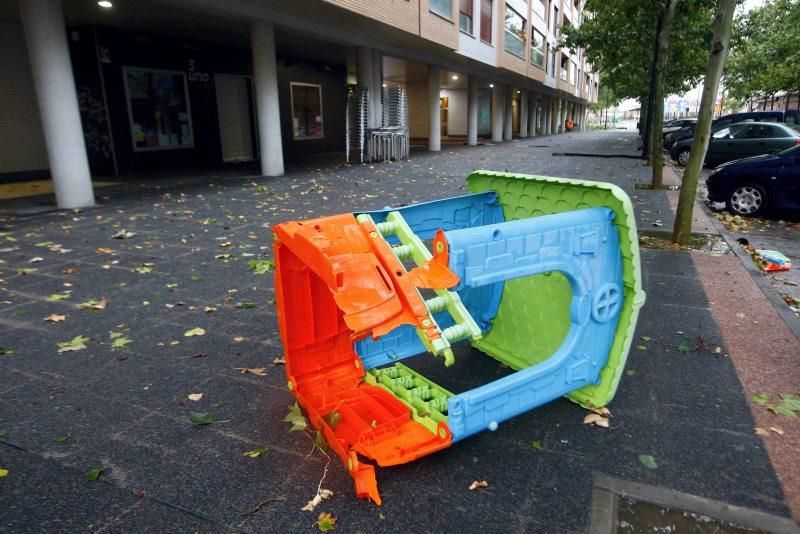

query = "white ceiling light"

[
  {"left": 451, "top": 75, "right": 458, "bottom": 80},
  {"left": 97, "top": 1, "right": 112, "bottom": 7},
  {"left": 489, "top": 83, "right": 494, "bottom": 88}
]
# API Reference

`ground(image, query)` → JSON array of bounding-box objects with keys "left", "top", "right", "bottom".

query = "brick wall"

[
  {"left": 0, "top": 21, "right": 48, "bottom": 174},
  {"left": 322, "top": 0, "right": 420, "bottom": 35}
]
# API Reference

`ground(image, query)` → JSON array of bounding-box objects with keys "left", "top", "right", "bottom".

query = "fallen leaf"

[
  {"left": 735, "top": 312, "right": 746, "bottom": 319},
  {"left": 190, "top": 412, "right": 220, "bottom": 425},
  {"left": 187, "top": 393, "right": 203, "bottom": 401},
  {"left": 233, "top": 336, "right": 245, "bottom": 342},
  {"left": 752, "top": 393, "right": 770, "bottom": 405},
  {"left": 323, "top": 411, "right": 342, "bottom": 429},
  {"left": 583, "top": 413, "right": 610, "bottom": 428},
  {"left": 677, "top": 339, "right": 690, "bottom": 353},
  {"left": 638, "top": 454, "right": 658, "bottom": 469},
  {"left": 0, "top": 469, "right": 7, "bottom": 478},
  {"left": 45, "top": 292, "right": 71, "bottom": 302},
  {"left": 86, "top": 467, "right": 104, "bottom": 481},
  {"left": 110, "top": 334, "right": 133, "bottom": 349},
  {"left": 284, "top": 402, "right": 308, "bottom": 432},
  {"left": 184, "top": 327, "right": 206, "bottom": 337},
  {"left": 769, "top": 426, "right": 785, "bottom": 435},
  {"left": 243, "top": 447, "right": 268, "bottom": 459},
  {"left": 755, "top": 427, "right": 769, "bottom": 436},
  {"left": 532, "top": 439, "right": 543, "bottom": 451},
  {"left": 76, "top": 298, "right": 107, "bottom": 310},
  {"left": 468, "top": 480, "right": 489, "bottom": 491},
  {"left": 236, "top": 367, "right": 267, "bottom": 376},
  {"left": 590, "top": 407, "right": 612, "bottom": 418},
  {"left": 53, "top": 434, "right": 71, "bottom": 443},
  {"left": 301, "top": 489, "right": 333, "bottom": 512},
  {"left": 315, "top": 512, "right": 336, "bottom": 533},
  {"left": 234, "top": 301, "right": 256, "bottom": 309},
  {"left": 57, "top": 335, "right": 90, "bottom": 353},
  {"left": 248, "top": 259, "right": 275, "bottom": 275},
  {"left": 44, "top": 314, "right": 66, "bottom": 323},
  {"left": 203, "top": 306, "right": 217, "bottom": 313},
  {"left": 134, "top": 265, "right": 154, "bottom": 274},
  {"left": 29, "top": 257, "right": 44, "bottom": 263},
  {"left": 111, "top": 230, "right": 136, "bottom": 239}
]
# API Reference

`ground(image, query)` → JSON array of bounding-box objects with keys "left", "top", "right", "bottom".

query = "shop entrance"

[{"left": 215, "top": 74, "right": 256, "bottom": 162}]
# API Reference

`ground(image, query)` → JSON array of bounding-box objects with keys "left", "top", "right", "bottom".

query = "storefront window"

[
  {"left": 531, "top": 29, "right": 545, "bottom": 67},
  {"left": 504, "top": 7, "right": 526, "bottom": 58},
  {"left": 123, "top": 67, "right": 193, "bottom": 151},
  {"left": 290, "top": 82, "right": 324, "bottom": 140}
]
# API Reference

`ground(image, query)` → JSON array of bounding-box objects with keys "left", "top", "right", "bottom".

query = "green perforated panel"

[{"left": 466, "top": 171, "right": 646, "bottom": 408}]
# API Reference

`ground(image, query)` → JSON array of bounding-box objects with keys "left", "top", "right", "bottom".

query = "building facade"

[{"left": 1, "top": 0, "right": 597, "bottom": 208}]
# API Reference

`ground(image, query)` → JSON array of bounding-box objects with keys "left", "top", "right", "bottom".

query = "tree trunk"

[
  {"left": 642, "top": 11, "right": 663, "bottom": 161},
  {"left": 673, "top": 0, "right": 737, "bottom": 245},
  {"left": 651, "top": 0, "right": 679, "bottom": 189}
]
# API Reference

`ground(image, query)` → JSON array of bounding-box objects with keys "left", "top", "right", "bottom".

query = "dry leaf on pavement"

[
  {"left": 301, "top": 489, "right": 333, "bottom": 512},
  {"left": 468, "top": 480, "right": 489, "bottom": 491},
  {"left": 235, "top": 368, "right": 267, "bottom": 376},
  {"left": 44, "top": 314, "right": 66, "bottom": 322},
  {"left": 187, "top": 393, "right": 203, "bottom": 401},
  {"left": 583, "top": 413, "right": 610, "bottom": 428}
]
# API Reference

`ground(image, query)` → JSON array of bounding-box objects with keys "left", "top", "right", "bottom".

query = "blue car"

[{"left": 706, "top": 145, "right": 800, "bottom": 216}]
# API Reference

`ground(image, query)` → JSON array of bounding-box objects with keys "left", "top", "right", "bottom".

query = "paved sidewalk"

[{"left": 0, "top": 131, "right": 797, "bottom": 532}]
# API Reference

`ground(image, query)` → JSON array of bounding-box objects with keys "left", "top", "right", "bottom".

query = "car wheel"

[
  {"left": 677, "top": 148, "right": 690, "bottom": 166},
  {"left": 726, "top": 183, "right": 767, "bottom": 216}
]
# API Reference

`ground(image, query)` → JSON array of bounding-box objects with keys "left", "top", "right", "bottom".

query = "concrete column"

[
  {"left": 251, "top": 20, "right": 284, "bottom": 176},
  {"left": 20, "top": 0, "right": 95, "bottom": 209},
  {"left": 562, "top": 101, "right": 569, "bottom": 132},
  {"left": 519, "top": 90, "right": 529, "bottom": 138},
  {"left": 491, "top": 84, "right": 503, "bottom": 143},
  {"left": 356, "top": 47, "right": 375, "bottom": 128},
  {"left": 528, "top": 93, "right": 537, "bottom": 138},
  {"left": 542, "top": 96, "right": 550, "bottom": 135},
  {"left": 467, "top": 74, "right": 478, "bottom": 146},
  {"left": 556, "top": 99, "right": 564, "bottom": 133},
  {"left": 546, "top": 96, "right": 554, "bottom": 135},
  {"left": 428, "top": 65, "right": 441, "bottom": 152},
  {"left": 372, "top": 49, "right": 383, "bottom": 128},
  {"left": 503, "top": 85, "right": 513, "bottom": 141}
]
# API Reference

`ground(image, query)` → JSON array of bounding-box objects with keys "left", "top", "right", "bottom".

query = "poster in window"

[
  {"left": 290, "top": 83, "right": 324, "bottom": 140},
  {"left": 124, "top": 67, "right": 194, "bottom": 151}
]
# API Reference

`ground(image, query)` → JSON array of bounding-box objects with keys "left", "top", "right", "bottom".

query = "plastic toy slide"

[{"left": 273, "top": 171, "right": 646, "bottom": 504}]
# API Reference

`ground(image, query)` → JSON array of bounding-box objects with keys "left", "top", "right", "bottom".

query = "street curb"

[{"left": 702, "top": 201, "right": 800, "bottom": 343}]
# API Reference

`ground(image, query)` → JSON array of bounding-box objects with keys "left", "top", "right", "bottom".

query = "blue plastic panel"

[
  {"left": 356, "top": 192, "right": 503, "bottom": 369},
  {"left": 443, "top": 207, "right": 623, "bottom": 440},
  {"left": 357, "top": 192, "right": 504, "bottom": 241}
]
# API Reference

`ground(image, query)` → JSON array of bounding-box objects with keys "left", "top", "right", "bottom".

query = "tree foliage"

[
  {"left": 724, "top": 0, "right": 800, "bottom": 104},
  {"left": 562, "top": 0, "right": 716, "bottom": 101}
]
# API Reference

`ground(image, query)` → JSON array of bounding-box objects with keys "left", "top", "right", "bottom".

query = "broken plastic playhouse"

[{"left": 273, "top": 171, "right": 646, "bottom": 504}]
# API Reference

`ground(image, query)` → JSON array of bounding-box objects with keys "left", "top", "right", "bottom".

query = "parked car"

[
  {"left": 706, "top": 144, "right": 800, "bottom": 216},
  {"left": 662, "top": 118, "right": 696, "bottom": 138},
  {"left": 664, "top": 110, "right": 799, "bottom": 149},
  {"left": 670, "top": 121, "right": 800, "bottom": 167}
]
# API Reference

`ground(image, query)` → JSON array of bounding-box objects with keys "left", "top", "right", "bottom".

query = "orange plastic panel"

[{"left": 274, "top": 214, "right": 453, "bottom": 505}]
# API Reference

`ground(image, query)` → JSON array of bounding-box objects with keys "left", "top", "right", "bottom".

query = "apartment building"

[{"left": 1, "top": 0, "right": 597, "bottom": 208}]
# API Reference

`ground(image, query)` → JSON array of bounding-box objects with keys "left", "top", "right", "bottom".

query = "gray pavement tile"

[{"left": 0, "top": 446, "right": 139, "bottom": 533}]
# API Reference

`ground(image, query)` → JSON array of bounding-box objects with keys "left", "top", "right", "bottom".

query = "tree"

[
  {"left": 673, "top": 0, "right": 738, "bottom": 245},
  {"left": 650, "top": 0, "right": 680, "bottom": 189},
  {"left": 724, "top": 0, "right": 800, "bottom": 107},
  {"left": 563, "top": 0, "right": 715, "bottom": 186}
]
